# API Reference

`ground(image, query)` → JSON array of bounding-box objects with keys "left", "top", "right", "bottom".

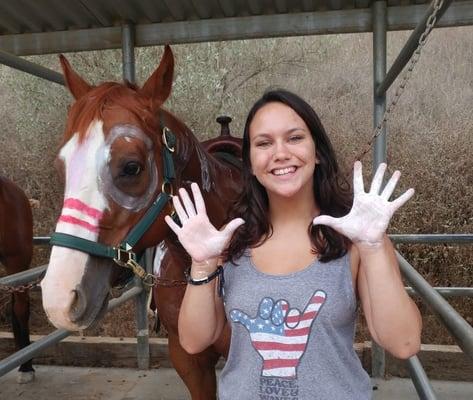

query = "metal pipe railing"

[
  {"left": 390, "top": 234, "right": 473, "bottom": 244},
  {"left": 407, "top": 355, "right": 438, "bottom": 400},
  {"left": 397, "top": 252, "right": 473, "bottom": 360},
  {"left": 30, "top": 233, "right": 473, "bottom": 246},
  {"left": 406, "top": 287, "right": 473, "bottom": 298},
  {"left": 2, "top": 266, "right": 470, "bottom": 298},
  {"left": 0, "top": 264, "right": 46, "bottom": 286},
  {"left": 372, "top": 0, "right": 388, "bottom": 379},
  {"left": 0, "top": 285, "right": 142, "bottom": 377},
  {"left": 5, "top": 262, "right": 472, "bottom": 300},
  {"left": 0, "top": 50, "right": 65, "bottom": 86}
]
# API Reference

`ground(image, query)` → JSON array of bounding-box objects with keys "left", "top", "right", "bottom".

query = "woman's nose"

[{"left": 273, "top": 142, "right": 290, "bottom": 160}]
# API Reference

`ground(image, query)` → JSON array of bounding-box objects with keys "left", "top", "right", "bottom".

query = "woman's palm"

[{"left": 165, "top": 183, "right": 244, "bottom": 262}]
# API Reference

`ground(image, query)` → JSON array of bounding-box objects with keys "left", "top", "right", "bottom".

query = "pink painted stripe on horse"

[
  {"left": 63, "top": 198, "right": 103, "bottom": 220},
  {"left": 58, "top": 215, "right": 99, "bottom": 233}
]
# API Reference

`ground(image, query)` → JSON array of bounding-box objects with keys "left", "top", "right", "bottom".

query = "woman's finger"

[
  {"left": 164, "top": 215, "right": 181, "bottom": 235},
  {"left": 380, "top": 170, "right": 400, "bottom": 200},
  {"left": 353, "top": 161, "right": 365, "bottom": 195},
  {"left": 191, "top": 182, "right": 207, "bottom": 215},
  {"left": 179, "top": 187, "right": 197, "bottom": 217},
  {"left": 172, "top": 194, "right": 188, "bottom": 223},
  {"left": 390, "top": 188, "right": 415, "bottom": 212},
  {"left": 369, "top": 163, "right": 387, "bottom": 194}
]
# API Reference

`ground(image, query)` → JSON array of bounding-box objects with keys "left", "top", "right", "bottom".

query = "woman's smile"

[{"left": 272, "top": 166, "right": 297, "bottom": 176}]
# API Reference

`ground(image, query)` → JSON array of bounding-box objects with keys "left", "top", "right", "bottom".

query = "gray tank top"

[{"left": 219, "top": 250, "right": 372, "bottom": 400}]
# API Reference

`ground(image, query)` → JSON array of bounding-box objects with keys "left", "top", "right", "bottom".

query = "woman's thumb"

[
  {"left": 222, "top": 218, "right": 245, "bottom": 236},
  {"left": 312, "top": 215, "right": 337, "bottom": 228}
]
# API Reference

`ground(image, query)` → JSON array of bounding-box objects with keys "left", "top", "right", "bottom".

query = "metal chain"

[
  {"left": 121, "top": 258, "right": 187, "bottom": 288},
  {"left": 0, "top": 276, "right": 42, "bottom": 293},
  {"left": 353, "top": 0, "right": 445, "bottom": 162},
  {"left": 150, "top": 276, "right": 187, "bottom": 287},
  {"left": 0, "top": 262, "right": 186, "bottom": 295}
]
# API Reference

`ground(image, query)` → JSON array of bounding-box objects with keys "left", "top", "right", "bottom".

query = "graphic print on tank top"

[{"left": 230, "top": 290, "right": 326, "bottom": 382}]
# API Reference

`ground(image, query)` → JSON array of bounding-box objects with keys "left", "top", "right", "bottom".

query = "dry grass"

[{"left": 0, "top": 27, "right": 472, "bottom": 343}]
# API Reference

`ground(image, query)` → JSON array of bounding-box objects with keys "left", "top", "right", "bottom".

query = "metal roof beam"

[{"left": 0, "top": 1, "right": 472, "bottom": 56}]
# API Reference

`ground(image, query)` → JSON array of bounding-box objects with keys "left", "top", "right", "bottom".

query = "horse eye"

[{"left": 122, "top": 161, "right": 142, "bottom": 177}]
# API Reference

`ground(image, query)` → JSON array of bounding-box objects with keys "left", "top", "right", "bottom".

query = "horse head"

[{"left": 41, "top": 46, "right": 179, "bottom": 331}]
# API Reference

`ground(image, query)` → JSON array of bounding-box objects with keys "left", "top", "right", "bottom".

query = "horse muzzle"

[{"left": 41, "top": 247, "right": 112, "bottom": 331}]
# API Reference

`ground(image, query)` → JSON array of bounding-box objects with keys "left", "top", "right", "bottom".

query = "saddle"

[{"left": 201, "top": 115, "right": 242, "bottom": 169}]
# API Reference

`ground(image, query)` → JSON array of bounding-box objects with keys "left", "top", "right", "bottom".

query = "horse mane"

[{"left": 62, "top": 81, "right": 159, "bottom": 145}]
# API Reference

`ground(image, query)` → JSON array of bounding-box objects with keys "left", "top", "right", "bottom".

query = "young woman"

[{"left": 165, "top": 89, "right": 422, "bottom": 399}]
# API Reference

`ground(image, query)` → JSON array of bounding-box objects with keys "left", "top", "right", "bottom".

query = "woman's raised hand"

[
  {"left": 312, "top": 161, "right": 414, "bottom": 248},
  {"left": 164, "top": 182, "right": 245, "bottom": 263}
]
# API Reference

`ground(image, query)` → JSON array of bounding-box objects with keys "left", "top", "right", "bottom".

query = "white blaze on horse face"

[{"left": 41, "top": 120, "right": 108, "bottom": 330}]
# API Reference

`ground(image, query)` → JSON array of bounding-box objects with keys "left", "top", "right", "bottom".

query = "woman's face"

[{"left": 249, "top": 102, "right": 318, "bottom": 200}]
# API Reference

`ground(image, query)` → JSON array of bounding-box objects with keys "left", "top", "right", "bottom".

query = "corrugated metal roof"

[
  {"left": 0, "top": 0, "right": 472, "bottom": 55},
  {"left": 0, "top": 0, "right": 433, "bottom": 35}
]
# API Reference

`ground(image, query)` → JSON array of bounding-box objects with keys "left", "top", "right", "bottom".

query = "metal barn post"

[
  {"left": 121, "top": 22, "right": 150, "bottom": 370},
  {"left": 371, "top": 0, "right": 387, "bottom": 379}
]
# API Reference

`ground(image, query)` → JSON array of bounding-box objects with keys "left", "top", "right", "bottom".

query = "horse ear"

[
  {"left": 141, "top": 45, "right": 174, "bottom": 110},
  {"left": 59, "top": 54, "right": 93, "bottom": 100}
]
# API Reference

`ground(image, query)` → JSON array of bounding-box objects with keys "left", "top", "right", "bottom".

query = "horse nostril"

[{"left": 69, "top": 285, "right": 88, "bottom": 322}]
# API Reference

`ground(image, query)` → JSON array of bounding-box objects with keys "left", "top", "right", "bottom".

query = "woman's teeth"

[{"left": 273, "top": 167, "right": 296, "bottom": 176}]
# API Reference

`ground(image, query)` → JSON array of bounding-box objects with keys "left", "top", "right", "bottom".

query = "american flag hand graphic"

[{"left": 230, "top": 290, "right": 326, "bottom": 378}]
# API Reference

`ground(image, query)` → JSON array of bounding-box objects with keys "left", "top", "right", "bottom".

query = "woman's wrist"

[
  {"left": 354, "top": 235, "right": 389, "bottom": 257},
  {"left": 190, "top": 258, "right": 219, "bottom": 280}
]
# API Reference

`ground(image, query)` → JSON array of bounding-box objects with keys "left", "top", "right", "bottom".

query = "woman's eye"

[
  {"left": 289, "top": 135, "right": 303, "bottom": 142},
  {"left": 256, "top": 141, "right": 271, "bottom": 148},
  {"left": 121, "top": 161, "right": 142, "bottom": 177}
]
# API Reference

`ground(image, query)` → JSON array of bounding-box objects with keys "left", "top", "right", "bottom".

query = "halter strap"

[{"left": 50, "top": 114, "right": 176, "bottom": 267}]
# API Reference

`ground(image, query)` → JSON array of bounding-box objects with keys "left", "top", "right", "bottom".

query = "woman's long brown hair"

[{"left": 224, "top": 89, "right": 352, "bottom": 264}]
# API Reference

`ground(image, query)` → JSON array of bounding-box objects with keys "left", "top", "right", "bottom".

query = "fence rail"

[{"left": 0, "top": 284, "right": 142, "bottom": 377}]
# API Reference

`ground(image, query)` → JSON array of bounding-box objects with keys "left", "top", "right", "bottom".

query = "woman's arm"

[
  {"left": 178, "top": 258, "right": 227, "bottom": 354},
  {"left": 314, "top": 162, "right": 421, "bottom": 359},
  {"left": 353, "top": 237, "right": 421, "bottom": 358},
  {"left": 165, "top": 183, "right": 244, "bottom": 354}
]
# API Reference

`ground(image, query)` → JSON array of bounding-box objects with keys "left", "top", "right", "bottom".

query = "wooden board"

[{"left": 1, "top": 333, "right": 471, "bottom": 380}]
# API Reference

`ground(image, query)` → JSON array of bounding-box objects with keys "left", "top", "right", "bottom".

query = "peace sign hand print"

[{"left": 230, "top": 290, "right": 326, "bottom": 378}]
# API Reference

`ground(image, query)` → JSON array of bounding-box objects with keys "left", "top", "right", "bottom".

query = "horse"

[
  {"left": 40, "top": 46, "right": 242, "bottom": 399},
  {"left": 0, "top": 176, "right": 35, "bottom": 383}
]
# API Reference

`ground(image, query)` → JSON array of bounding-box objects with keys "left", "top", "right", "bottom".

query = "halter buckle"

[
  {"left": 162, "top": 127, "right": 175, "bottom": 153},
  {"left": 124, "top": 258, "right": 150, "bottom": 281},
  {"left": 161, "top": 180, "right": 174, "bottom": 196},
  {"left": 113, "top": 247, "right": 136, "bottom": 267}
]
